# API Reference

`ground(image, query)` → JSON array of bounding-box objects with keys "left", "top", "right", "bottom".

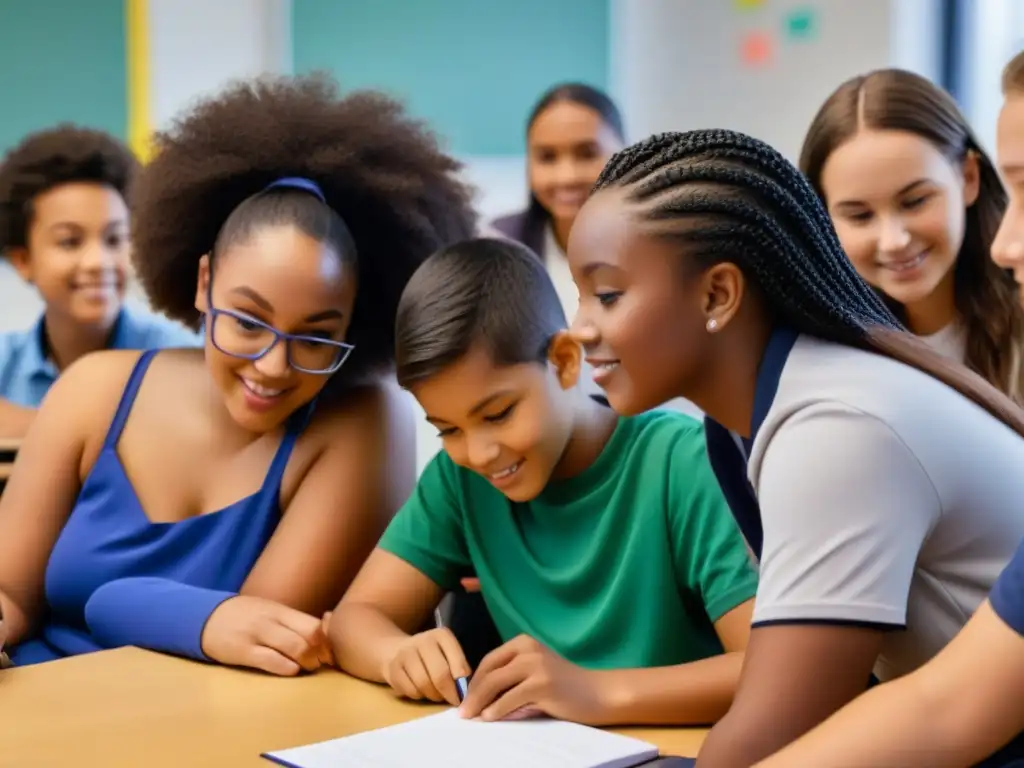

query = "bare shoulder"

[
  {"left": 291, "top": 379, "right": 417, "bottom": 504},
  {"left": 305, "top": 379, "right": 417, "bottom": 451},
  {"left": 13, "top": 350, "right": 149, "bottom": 480},
  {"left": 44, "top": 348, "right": 201, "bottom": 459},
  {"left": 279, "top": 379, "right": 418, "bottom": 517},
  {"left": 45, "top": 350, "right": 145, "bottom": 427},
  {"left": 61, "top": 347, "right": 144, "bottom": 380}
]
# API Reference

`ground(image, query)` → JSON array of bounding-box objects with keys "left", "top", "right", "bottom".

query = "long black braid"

[
  {"left": 595, "top": 129, "right": 902, "bottom": 344},
  {"left": 596, "top": 128, "right": 1024, "bottom": 438}
]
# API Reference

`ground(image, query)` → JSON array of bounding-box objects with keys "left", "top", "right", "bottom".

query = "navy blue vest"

[{"left": 703, "top": 326, "right": 798, "bottom": 559}]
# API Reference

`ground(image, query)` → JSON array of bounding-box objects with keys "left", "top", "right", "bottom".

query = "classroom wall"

[
  {"left": 610, "top": 0, "right": 943, "bottom": 163},
  {"left": 291, "top": 0, "right": 610, "bottom": 158},
  {"left": 420, "top": 1, "right": 948, "bottom": 226},
  {"left": 0, "top": 0, "right": 127, "bottom": 154},
  {"left": 149, "top": 0, "right": 292, "bottom": 130},
  {"left": 958, "top": 0, "right": 1024, "bottom": 153}
]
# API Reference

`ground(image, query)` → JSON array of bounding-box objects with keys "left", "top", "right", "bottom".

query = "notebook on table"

[{"left": 261, "top": 709, "right": 662, "bottom": 768}]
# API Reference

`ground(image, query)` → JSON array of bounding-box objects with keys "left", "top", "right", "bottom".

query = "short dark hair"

[
  {"left": 596, "top": 128, "right": 1024, "bottom": 440},
  {"left": 130, "top": 72, "right": 477, "bottom": 389},
  {"left": 0, "top": 125, "right": 137, "bottom": 254},
  {"left": 395, "top": 238, "right": 566, "bottom": 388},
  {"left": 800, "top": 68, "right": 1024, "bottom": 402}
]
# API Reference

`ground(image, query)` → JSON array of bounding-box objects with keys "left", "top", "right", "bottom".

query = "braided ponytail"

[{"left": 598, "top": 129, "right": 1024, "bottom": 437}]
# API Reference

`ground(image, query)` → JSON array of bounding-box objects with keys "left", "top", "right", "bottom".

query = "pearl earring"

[{"left": 706, "top": 318, "right": 718, "bottom": 332}]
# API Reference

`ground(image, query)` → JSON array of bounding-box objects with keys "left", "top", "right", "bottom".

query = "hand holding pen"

[
  {"left": 434, "top": 607, "right": 470, "bottom": 701},
  {"left": 379, "top": 604, "right": 472, "bottom": 707}
]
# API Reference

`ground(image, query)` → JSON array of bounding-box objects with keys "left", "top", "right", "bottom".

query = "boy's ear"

[
  {"left": 547, "top": 331, "right": 581, "bottom": 390},
  {"left": 6, "top": 248, "right": 33, "bottom": 283}
]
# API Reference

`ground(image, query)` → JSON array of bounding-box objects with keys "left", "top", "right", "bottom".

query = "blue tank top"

[{"left": 10, "top": 350, "right": 313, "bottom": 665}]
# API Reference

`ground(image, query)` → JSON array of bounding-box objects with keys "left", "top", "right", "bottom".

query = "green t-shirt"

[{"left": 378, "top": 410, "right": 758, "bottom": 670}]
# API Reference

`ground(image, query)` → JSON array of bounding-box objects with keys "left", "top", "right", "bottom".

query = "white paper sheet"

[{"left": 263, "top": 709, "right": 659, "bottom": 768}]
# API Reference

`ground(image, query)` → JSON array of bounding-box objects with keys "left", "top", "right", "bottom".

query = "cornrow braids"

[
  {"left": 595, "top": 129, "right": 900, "bottom": 343},
  {"left": 597, "top": 128, "right": 1024, "bottom": 438}
]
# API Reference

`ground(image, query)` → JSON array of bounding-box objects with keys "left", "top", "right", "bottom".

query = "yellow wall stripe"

[{"left": 126, "top": 0, "right": 153, "bottom": 162}]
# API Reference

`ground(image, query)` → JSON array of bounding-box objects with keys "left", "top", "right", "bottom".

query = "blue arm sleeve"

[
  {"left": 991, "top": 542, "right": 1024, "bottom": 636},
  {"left": 84, "top": 577, "right": 236, "bottom": 661}
]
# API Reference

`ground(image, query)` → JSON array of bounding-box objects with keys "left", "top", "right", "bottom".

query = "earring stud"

[{"left": 706, "top": 318, "right": 718, "bottom": 332}]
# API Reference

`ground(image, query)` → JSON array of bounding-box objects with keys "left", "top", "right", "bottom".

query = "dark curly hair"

[
  {"left": 595, "top": 128, "right": 1024, "bottom": 438},
  {"left": 0, "top": 125, "right": 137, "bottom": 254},
  {"left": 800, "top": 68, "right": 1024, "bottom": 403},
  {"left": 131, "top": 72, "right": 478, "bottom": 387}
]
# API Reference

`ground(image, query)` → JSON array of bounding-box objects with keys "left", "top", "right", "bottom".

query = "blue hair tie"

[{"left": 262, "top": 176, "right": 326, "bottom": 203}]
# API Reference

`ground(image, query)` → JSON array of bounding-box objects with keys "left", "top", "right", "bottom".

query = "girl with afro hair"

[
  {"left": 0, "top": 125, "right": 199, "bottom": 439},
  {"left": 0, "top": 73, "right": 476, "bottom": 674}
]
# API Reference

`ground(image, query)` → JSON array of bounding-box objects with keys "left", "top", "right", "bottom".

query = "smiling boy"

[{"left": 330, "top": 238, "right": 757, "bottom": 726}]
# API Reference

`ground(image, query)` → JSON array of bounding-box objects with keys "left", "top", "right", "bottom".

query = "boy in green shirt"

[{"left": 331, "top": 238, "right": 757, "bottom": 726}]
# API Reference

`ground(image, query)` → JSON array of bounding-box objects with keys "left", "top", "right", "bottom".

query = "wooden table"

[{"left": 2, "top": 647, "right": 708, "bottom": 767}]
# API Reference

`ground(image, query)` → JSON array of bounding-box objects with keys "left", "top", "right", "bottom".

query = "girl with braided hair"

[
  {"left": 801, "top": 68, "right": 1024, "bottom": 403},
  {"left": 566, "top": 127, "right": 1024, "bottom": 766},
  {"left": 0, "top": 73, "right": 476, "bottom": 673}
]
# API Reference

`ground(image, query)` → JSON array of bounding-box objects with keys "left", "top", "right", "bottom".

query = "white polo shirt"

[{"left": 706, "top": 328, "right": 1024, "bottom": 682}]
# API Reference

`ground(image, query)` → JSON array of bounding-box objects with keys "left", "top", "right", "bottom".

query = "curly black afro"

[
  {"left": 0, "top": 125, "right": 138, "bottom": 254},
  {"left": 131, "top": 72, "right": 478, "bottom": 385}
]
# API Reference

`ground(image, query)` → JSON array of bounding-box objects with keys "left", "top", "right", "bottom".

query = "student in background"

[
  {"left": 747, "top": 50, "right": 1024, "bottom": 768},
  {"left": 565, "top": 128, "right": 1024, "bottom": 766},
  {"left": 489, "top": 83, "right": 624, "bottom": 320},
  {"left": 490, "top": 84, "right": 701, "bottom": 418},
  {"left": 0, "top": 74, "right": 475, "bottom": 672},
  {"left": 331, "top": 238, "right": 757, "bottom": 727},
  {"left": 801, "top": 68, "right": 1024, "bottom": 402},
  {"left": 0, "top": 126, "right": 200, "bottom": 438}
]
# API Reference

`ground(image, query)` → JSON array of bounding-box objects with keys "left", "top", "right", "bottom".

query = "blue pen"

[{"left": 434, "top": 606, "right": 470, "bottom": 702}]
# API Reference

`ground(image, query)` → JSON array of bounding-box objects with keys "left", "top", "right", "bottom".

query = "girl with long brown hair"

[{"left": 801, "top": 68, "right": 1024, "bottom": 403}]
